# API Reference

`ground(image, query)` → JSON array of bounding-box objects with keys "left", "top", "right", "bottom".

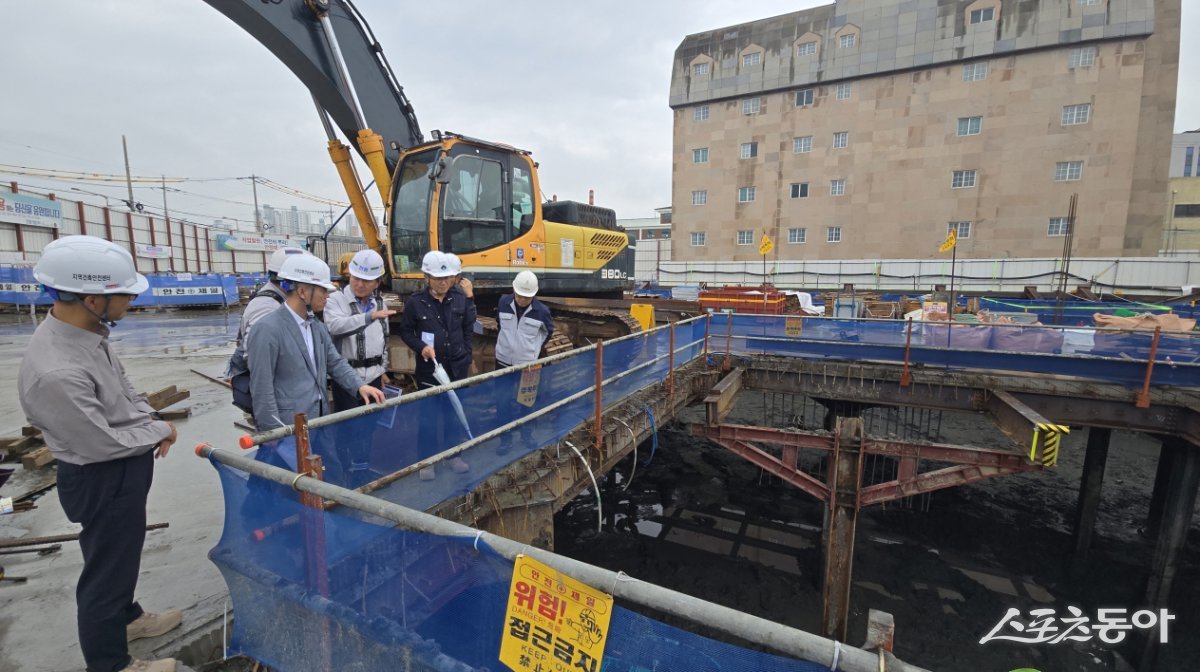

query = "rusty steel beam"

[
  {"left": 693, "top": 422, "right": 836, "bottom": 451},
  {"left": 707, "top": 438, "right": 829, "bottom": 501},
  {"left": 822, "top": 417, "right": 862, "bottom": 642},
  {"left": 705, "top": 367, "right": 744, "bottom": 426},
  {"left": 860, "top": 462, "right": 1041, "bottom": 506}
]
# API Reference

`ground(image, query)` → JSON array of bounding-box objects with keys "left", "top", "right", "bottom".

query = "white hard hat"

[
  {"left": 348, "top": 249, "right": 386, "bottom": 280},
  {"left": 446, "top": 253, "right": 463, "bottom": 275},
  {"left": 278, "top": 253, "right": 335, "bottom": 290},
  {"left": 421, "top": 250, "right": 455, "bottom": 278},
  {"left": 513, "top": 270, "right": 539, "bottom": 298},
  {"left": 267, "top": 246, "right": 304, "bottom": 273},
  {"left": 34, "top": 235, "right": 149, "bottom": 295}
]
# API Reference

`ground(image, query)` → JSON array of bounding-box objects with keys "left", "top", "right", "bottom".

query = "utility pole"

[
  {"left": 122, "top": 135, "right": 135, "bottom": 211},
  {"left": 160, "top": 175, "right": 170, "bottom": 222},
  {"left": 250, "top": 175, "right": 261, "bottom": 234}
]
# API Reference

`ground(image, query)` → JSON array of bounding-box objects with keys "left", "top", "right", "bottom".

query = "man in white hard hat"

[
  {"left": 398, "top": 250, "right": 476, "bottom": 477},
  {"left": 246, "top": 253, "right": 385, "bottom": 432},
  {"left": 18, "top": 235, "right": 182, "bottom": 672},
  {"left": 225, "top": 246, "right": 305, "bottom": 412},
  {"left": 494, "top": 270, "right": 554, "bottom": 456},
  {"left": 324, "top": 249, "right": 397, "bottom": 483}
]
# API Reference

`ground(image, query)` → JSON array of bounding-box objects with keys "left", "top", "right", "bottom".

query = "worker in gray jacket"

[
  {"left": 246, "top": 253, "right": 385, "bottom": 433},
  {"left": 493, "top": 270, "right": 554, "bottom": 456},
  {"left": 225, "top": 246, "right": 304, "bottom": 411},
  {"left": 325, "top": 249, "right": 396, "bottom": 410},
  {"left": 18, "top": 236, "right": 182, "bottom": 672}
]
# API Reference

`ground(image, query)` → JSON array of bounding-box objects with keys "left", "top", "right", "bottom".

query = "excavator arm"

[{"left": 202, "top": 0, "right": 422, "bottom": 168}]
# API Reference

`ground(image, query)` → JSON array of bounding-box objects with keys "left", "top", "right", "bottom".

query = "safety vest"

[{"left": 326, "top": 286, "right": 389, "bottom": 383}]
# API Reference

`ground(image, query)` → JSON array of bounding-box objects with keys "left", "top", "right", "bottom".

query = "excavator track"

[{"left": 538, "top": 300, "right": 644, "bottom": 345}]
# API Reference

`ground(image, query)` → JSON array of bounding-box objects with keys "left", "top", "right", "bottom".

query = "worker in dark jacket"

[
  {"left": 18, "top": 236, "right": 181, "bottom": 672},
  {"left": 398, "top": 251, "right": 477, "bottom": 387},
  {"left": 398, "top": 250, "right": 476, "bottom": 478}
]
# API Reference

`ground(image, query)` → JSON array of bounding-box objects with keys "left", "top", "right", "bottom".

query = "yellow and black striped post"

[{"left": 1029, "top": 422, "right": 1070, "bottom": 466}]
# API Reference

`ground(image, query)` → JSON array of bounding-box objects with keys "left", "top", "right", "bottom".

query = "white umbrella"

[{"left": 432, "top": 359, "right": 474, "bottom": 439}]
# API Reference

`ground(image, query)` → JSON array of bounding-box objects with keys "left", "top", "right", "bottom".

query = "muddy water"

[{"left": 554, "top": 393, "right": 1200, "bottom": 672}]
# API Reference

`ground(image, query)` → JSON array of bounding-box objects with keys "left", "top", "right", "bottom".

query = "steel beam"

[
  {"left": 821, "top": 417, "right": 862, "bottom": 642},
  {"left": 714, "top": 439, "right": 829, "bottom": 501},
  {"left": 1070, "top": 427, "right": 1111, "bottom": 579},
  {"left": 860, "top": 463, "right": 1039, "bottom": 506},
  {"left": 705, "top": 367, "right": 744, "bottom": 426}
]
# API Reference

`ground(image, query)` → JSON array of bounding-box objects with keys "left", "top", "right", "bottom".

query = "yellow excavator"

[{"left": 204, "top": 0, "right": 636, "bottom": 308}]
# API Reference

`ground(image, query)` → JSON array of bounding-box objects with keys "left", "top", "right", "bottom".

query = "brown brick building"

[{"left": 669, "top": 0, "right": 1180, "bottom": 263}]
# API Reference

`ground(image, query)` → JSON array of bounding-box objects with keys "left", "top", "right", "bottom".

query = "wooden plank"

[
  {"left": 21, "top": 426, "right": 40, "bottom": 437},
  {"left": 191, "top": 368, "right": 232, "bottom": 389},
  {"left": 144, "top": 385, "right": 178, "bottom": 408},
  {"left": 150, "top": 390, "right": 191, "bottom": 411},
  {"left": 1, "top": 435, "right": 42, "bottom": 455},
  {"left": 20, "top": 447, "right": 55, "bottom": 469},
  {"left": 157, "top": 408, "right": 191, "bottom": 421}
]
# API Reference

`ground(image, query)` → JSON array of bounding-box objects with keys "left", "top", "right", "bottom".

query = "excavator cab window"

[
  {"left": 512, "top": 162, "right": 535, "bottom": 238},
  {"left": 389, "top": 148, "right": 438, "bottom": 273},
  {"left": 441, "top": 155, "right": 508, "bottom": 254}
]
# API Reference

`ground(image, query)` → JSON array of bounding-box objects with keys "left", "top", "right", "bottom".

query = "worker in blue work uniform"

[
  {"left": 398, "top": 250, "right": 476, "bottom": 478},
  {"left": 18, "top": 236, "right": 182, "bottom": 672},
  {"left": 494, "top": 270, "right": 554, "bottom": 455}
]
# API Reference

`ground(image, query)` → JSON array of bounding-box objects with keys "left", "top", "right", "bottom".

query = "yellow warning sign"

[
  {"left": 517, "top": 365, "right": 542, "bottom": 408},
  {"left": 759, "top": 233, "right": 774, "bottom": 255},
  {"left": 500, "top": 554, "right": 613, "bottom": 672},
  {"left": 784, "top": 317, "right": 804, "bottom": 337},
  {"left": 1028, "top": 422, "right": 1069, "bottom": 467}
]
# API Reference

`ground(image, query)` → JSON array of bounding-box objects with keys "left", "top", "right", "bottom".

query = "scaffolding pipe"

[
  {"left": 242, "top": 316, "right": 708, "bottom": 446},
  {"left": 197, "top": 443, "right": 929, "bottom": 672}
]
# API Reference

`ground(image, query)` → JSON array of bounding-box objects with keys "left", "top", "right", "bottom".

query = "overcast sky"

[{"left": 2, "top": 0, "right": 1196, "bottom": 230}]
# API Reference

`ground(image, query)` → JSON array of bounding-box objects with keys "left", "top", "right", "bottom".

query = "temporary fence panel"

[
  {"left": 0, "top": 265, "right": 238, "bottom": 307},
  {"left": 708, "top": 314, "right": 1200, "bottom": 388}
]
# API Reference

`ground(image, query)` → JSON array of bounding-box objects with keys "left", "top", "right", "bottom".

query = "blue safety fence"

[
  {"left": 0, "top": 265, "right": 237, "bottom": 307},
  {"left": 976, "top": 297, "right": 1200, "bottom": 325},
  {"left": 208, "top": 315, "right": 834, "bottom": 671},
  {"left": 706, "top": 313, "right": 1200, "bottom": 388},
  {"left": 237, "top": 272, "right": 268, "bottom": 288}
]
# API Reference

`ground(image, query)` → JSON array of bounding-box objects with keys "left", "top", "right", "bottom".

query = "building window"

[
  {"left": 643, "top": 230, "right": 657, "bottom": 240},
  {"left": 790, "top": 182, "right": 809, "bottom": 199},
  {"left": 742, "top": 98, "right": 761, "bottom": 115},
  {"left": 827, "top": 226, "right": 842, "bottom": 243},
  {"left": 957, "top": 116, "right": 982, "bottom": 136},
  {"left": 836, "top": 82, "right": 852, "bottom": 100},
  {"left": 737, "top": 186, "right": 757, "bottom": 203},
  {"left": 833, "top": 131, "right": 849, "bottom": 149},
  {"left": 1175, "top": 204, "right": 1200, "bottom": 217},
  {"left": 691, "top": 232, "right": 706, "bottom": 246},
  {"left": 1079, "top": 0, "right": 1099, "bottom": 6},
  {"left": 742, "top": 52, "right": 761, "bottom": 67},
  {"left": 948, "top": 221, "right": 972, "bottom": 239},
  {"left": 1055, "top": 161, "right": 1084, "bottom": 181},
  {"left": 793, "top": 135, "right": 813, "bottom": 153},
  {"left": 693, "top": 62, "right": 710, "bottom": 77},
  {"left": 840, "top": 34, "right": 856, "bottom": 48},
  {"left": 739, "top": 142, "right": 758, "bottom": 159},
  {"left": 1186, "top": 147, "right": 1195, "bottom": 178},
  {"left": 692, "top": 148, "right": 709, "bottom": 164},
  {"left": 1048, "top": 217, "right": 1071, "bottom": 236},
  {"left": 830, "top": 179, "right": 846, "bottom": 196},
  {"left": 952, "top": 170, "right": 978, "bottom": 189},
  {"left": 736, "top": 230, "right": 754, "bottom": 245},
  {"left": 797, "top": 41, "right": 817, "bottom": 56},
  {"left": 963, "top": 62, "right": 988, "bottom": 81},
  {"left": 693, "top": 105, "right": 709, "bottom": 121},
  {"left": 1069, "top": 46, "right": 1097, "bottom": 68},
  {"left": 788, "top": 227, "right": 807, "bottom": 243},
  {"left": 691, "top": 190, "right": 707, "bottom": 206},
  {"left": 1062, "top": 103, "right": 1091, "bottom": 126},
  {"left": 970, "top": 7, "right": 995, "bottom": 23},
  {"left": 795, "top": 88, "right": 815, "bottom": 107}
]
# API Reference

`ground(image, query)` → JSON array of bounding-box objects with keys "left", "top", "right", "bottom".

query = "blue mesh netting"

[
  {"left": 708, "top": 313, "right": 1200, "bottom": 387},
  {"left": 208, "top": 318, "right": 832, "bottom": 670}
]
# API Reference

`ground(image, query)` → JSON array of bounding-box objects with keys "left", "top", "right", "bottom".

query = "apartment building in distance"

[{"left": 669, "top": 0, "right": 1180, "bottom": 263}]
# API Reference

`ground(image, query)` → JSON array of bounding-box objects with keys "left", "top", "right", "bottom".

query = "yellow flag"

[
  {"left": 759, "top": 233, "right": 774, "bottom": 255},
  {"left": 938, "top": 228, "right": 957, "bottom": 253}
]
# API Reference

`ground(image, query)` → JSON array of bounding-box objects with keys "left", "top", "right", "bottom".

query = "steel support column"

[
  {"left": 821, "top": 417, "right": 862, "bottom": 642},
  {"left": 1145, "top": 439, "right": 1177, "bottom": 539},
  {"left": 1070, "top": 427, "right": 1111, "bottom": 579},
  {"left": 1138, "top": 438, "right": 1199, "bottom": 672}
]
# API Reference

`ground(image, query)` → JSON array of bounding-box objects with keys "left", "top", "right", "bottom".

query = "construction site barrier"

[{"left": 0, "top": 265, "right": 238, "bottom": 307}]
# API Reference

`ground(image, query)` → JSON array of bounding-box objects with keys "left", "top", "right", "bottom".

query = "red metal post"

[
  {"left": 14, "top": 223, "right": 24, "bottom": 256},
  {"left": 124, "top": 212, "right": 137, "bottom": 262},
  {"left": 147, "top": 217, "right": 160, "bottom": 273},
  {"left": 102, "top": 206, "right": 113, "bottom": 242},
  {"left": 594, "top": 340, "right": 604, "bottom": 455},
  {"left": 192, "top": 225, "right": 201, "bottom": 273},
  {"left": 166, "top": 217, "right": 176, "bottom": 272},
  {"left": 668, "top": 323, "right": 675, "bottom": 399},
  {"left": 724, "top": 313, "right": 733, "bottom": 372},
  {"left": 204, "top": 227, "right": 213, "bottom": 272},
  {"left": 1135, "top": 327, "right": 1161, "bottom": 409},
  {"left": 900, "top": 318, "right": 914, "bottom": 387}
]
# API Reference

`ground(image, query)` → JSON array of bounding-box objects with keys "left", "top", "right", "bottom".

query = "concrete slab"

[{"left": 0, "top": 310, "right": 244, "bottom": 672}]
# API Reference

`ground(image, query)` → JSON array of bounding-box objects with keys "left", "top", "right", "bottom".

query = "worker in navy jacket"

[
  {"left": 495, "top": 270, "right": 554, "bottom": 368},
  {"left": 398, "top": 251, "right": 477, "bottom": 388}
]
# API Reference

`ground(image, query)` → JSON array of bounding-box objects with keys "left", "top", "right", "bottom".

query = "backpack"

[{"left": 230, "top": 286, "right": 287, "bottom": 414}]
